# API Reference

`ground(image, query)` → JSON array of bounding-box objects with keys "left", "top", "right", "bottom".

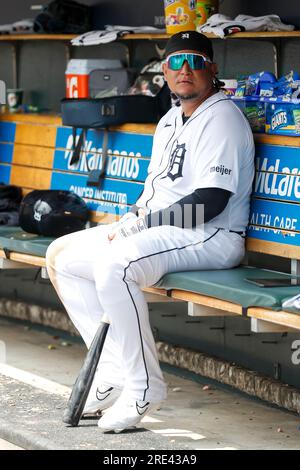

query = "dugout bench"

[{"left": 0, "top": 113, "right": 300, "bottom": 334}]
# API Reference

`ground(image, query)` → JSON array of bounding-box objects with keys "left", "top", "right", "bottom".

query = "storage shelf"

[
  {"left": 121, "top": 31, "right": 300, "bottom": 40},
  {"left": 0, "top": 34, "right": 75, "bottom": 41},
  {"left": 0, "top": 31, "right": 300, "bottom": 42}
]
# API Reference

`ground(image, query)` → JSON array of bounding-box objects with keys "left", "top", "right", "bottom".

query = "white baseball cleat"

[
  {"left": 97, "top": 394, "right": 161, "bottom": 433},
  {"left": 83, "top": 384, "right": 122, "bottom": 416}
]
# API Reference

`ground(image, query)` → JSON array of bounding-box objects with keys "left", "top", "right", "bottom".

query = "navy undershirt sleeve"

[{"left": 144, "top": 187, "right": 231, "bottom": 229}]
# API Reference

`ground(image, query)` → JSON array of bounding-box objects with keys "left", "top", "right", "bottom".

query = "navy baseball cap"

[{"left": 165, "top": 30, "right": 214, "bottom": 61}]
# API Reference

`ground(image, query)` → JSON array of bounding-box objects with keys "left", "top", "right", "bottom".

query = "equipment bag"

[
  {"left": 61, "top": 84, "right": 170, "bottom": 129},
  {"left": 0, "top": 183, "right": 22, "bottom": 211},
  {"left": 89, "top": 68, "right": 136, "bottom": 99},
  {"left": 0, "top": 183, "right": 23, "bottom": 226},
  {"left": 33, "top": 0, "right": 91, "bottom": 34},
  {"left": 19, "top": 190, "right": 89, "bottom": 237},
  {"left": 61, "top": 84, "right": 171, "bottom": 187}
]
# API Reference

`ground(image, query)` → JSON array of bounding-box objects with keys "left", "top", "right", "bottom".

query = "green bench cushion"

[
  {"left": 155, "top": 266, "right": 300, "bottom": 311},
  {"left": 1, "top": 227, "right": 299, "bottom": 312},
  {"left": 0, "top": 227, "right": 54, "bottom": 258}
]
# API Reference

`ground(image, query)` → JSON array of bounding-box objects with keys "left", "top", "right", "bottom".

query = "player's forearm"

[{"left": 146, "top": 188, "right": 231, "bottom": 229}]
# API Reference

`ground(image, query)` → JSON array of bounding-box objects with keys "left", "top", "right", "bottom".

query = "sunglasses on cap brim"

[{"left": 166, "top": 53, "right": 212, "bottom": 71}]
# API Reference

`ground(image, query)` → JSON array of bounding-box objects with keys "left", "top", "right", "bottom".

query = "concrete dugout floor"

[{"left": 0, "top": 316, "right": 300, "bottom": 450}]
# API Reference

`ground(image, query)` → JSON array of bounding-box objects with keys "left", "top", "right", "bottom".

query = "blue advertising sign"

[
  {"left": 50, "top": 172, "right": 144, "bottom": 208},
  {"left": 0, "top": 143, "right": 14, "bottom": 163},
  {"left": 0, "top": 122, "right": 16, "bottom": 143},
  {"left": 254, "top": 144, "right": 300, "bottom": 203},
  {"left": 81, "top": 198, "right": 128, "bottom": 217},
  {"left": 55, "top": 127, "right": 153, "bottom": 158},
  {"left": 247, "top": 224, "right": 300, "bottom": 246},
  {"left": 248, "top": 198, "right": 300, "bottom": 245},
  {"left": 0, "top": 164, "right": 11, "bottom": 184},
  {"left": 53, "top": 149, "right": 150, "bottom": 182}
]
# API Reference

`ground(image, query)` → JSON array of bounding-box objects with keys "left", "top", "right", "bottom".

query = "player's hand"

[
  {"left": 108, "top": 231, "right": 116, "bottom": 242},
  {"left": 138, "top": 208, "right": 147, "bottom": 220},
  {"left": 107, "top": 211, "right": 147, "bottom": 242}
]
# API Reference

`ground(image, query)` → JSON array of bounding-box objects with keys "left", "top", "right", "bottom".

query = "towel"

[
  {"left": 198, "top": 14, "right": 295, "bottom": 38},
  {"left": 0, "top": 19, "right": 34, "bottom": 35},
  {"left": 282, "top": 293, "right": 300, "bottom": 310},
  {"left": 71, "top": 25, "right": 165, "bottom": 46}
]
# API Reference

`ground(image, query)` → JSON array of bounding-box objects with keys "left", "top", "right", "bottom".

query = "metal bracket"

[
  {"left": 272, "top": 38, "right": 282, "bottom": 78},
  {"left": 291, "top": 259, "right": 300, "bottom": 278},
  {"left": 41, "top": 267, "right": 49, "bottom": 280},
  {"left": 65, "top": 42, "right": 71, "bottom": 67},
  {"left": 188, "top": 302, "right": 236, "bottom": 317},
  {"left": 0, "top": 80, "right": 6, "bottom": 104},
  {"left": 11, "top": 41, "right": 19, "bottom": 89},
  {"left": 0, "top": 258, "right": 30, "bottom": 270}
]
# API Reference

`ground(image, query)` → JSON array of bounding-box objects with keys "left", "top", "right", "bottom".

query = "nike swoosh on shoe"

[
  {"left": 135, "top": 401, "right": 150, "bottom": 416},
  {"left": 96, "top": 386, "right": 114, "bottom": 402}
]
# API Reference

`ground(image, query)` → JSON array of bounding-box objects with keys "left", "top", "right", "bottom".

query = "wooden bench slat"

[
  {"left": 246, "top": 237, "right": 300, "bottom": 259},
  {"left": 248, "top": 307, "right": 300, "bottom": 330},
  {"left": 0, "top": 249, "right": 46, "bottom": 268},
  {"left": 170, "top": 290, "right": 243, "bottom": 314}
]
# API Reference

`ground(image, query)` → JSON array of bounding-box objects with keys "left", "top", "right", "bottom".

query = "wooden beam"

[
  {"left": 0, "top": 34, "right": 76, "bottom": 41},
  {"left": 142, "top": 287, "right": 183, "bottom": 302},
  {"left": 251, "top": 317, "right": 298, "bottom": 333},
  {"left": 0, "top": 250, "right": 46, "bottom": 268},
  {"left": 110, "top": 123, "right": 156, "bottom": 135},
  {"left": 0, "top": 258, "right": 32, "bottom": 270},
  {"left": 170, "top": 289, "right": 243, "bottom": 314},
  {"left": 246, "top": 237, "right": 300, "bottom": 260},
  {"left": 248, "top": 307, "right": 300, "bottom": 331},
  {"left": 2, "top": 113, "right": 300, "bottom": 146},
  {"left": 144, "top": 293, "right": 177, "bottom": 303},
  {"left": 142, "top": 287, "right": 169, "bottom": 297},
  {"left": 254, "top": 134, "right": 300, "bottom": 147},
  {"left": 0, "top": 113, "right": 61, "bottom": 125},
  {"left": 0, "top": 31, "right": 299, "bottom": 42}
]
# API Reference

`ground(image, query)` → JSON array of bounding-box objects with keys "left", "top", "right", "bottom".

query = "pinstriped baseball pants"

[{"left": 46, "top": 223, "right": 244, "bottom": 402}]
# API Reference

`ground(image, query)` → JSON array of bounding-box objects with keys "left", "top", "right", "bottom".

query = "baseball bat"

[{"left": 63, "top": 316, "right": 110, "bottom": 427}]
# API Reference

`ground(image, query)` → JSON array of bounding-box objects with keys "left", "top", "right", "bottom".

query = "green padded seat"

[
  {"left": 1, "top": 227, "right": 299, "bottom": 313},
  {"left": 155, "top": 266, "right": 300, "bottom": 311},
  {"left": 0, "top": 227, "right": 54, "bottom": 258}
]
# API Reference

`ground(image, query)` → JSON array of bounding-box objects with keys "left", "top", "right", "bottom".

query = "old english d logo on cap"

[{"left": 165, "top": 30, "right": 214, "bottom": 60}]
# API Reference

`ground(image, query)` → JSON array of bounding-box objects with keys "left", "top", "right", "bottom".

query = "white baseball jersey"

[
  {"left": 46, "top": 92, "right": 255, "bottom": 410},
  {"left": 136, "top": 91, "right": 255, "bottom": 232}
]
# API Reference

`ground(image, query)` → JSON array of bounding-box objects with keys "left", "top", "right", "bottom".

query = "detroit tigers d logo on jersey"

[{"left": 164, "top": 143, "right": 186, "bottom": 181}]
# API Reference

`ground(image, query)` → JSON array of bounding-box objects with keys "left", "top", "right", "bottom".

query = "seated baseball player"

[{"left": 46, "top": 31, "right": 255, "bottom": 433}]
